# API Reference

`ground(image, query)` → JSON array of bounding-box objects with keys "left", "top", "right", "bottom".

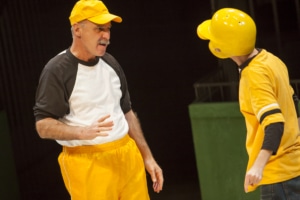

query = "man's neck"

[{"left": 230, "top": 49, "right": 258, "bottom": 66}]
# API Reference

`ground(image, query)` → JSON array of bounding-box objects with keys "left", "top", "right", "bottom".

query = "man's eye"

[{"left": 96, "top": 27, "right": 110, "bottom": 32}]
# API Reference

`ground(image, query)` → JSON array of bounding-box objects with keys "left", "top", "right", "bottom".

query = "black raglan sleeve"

[{"left": 33, "top": 55, "right": 73, "bottom": 121}]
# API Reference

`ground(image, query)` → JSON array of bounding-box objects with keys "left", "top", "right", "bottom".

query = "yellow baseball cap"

[{"left": 69, "top": 0, "right": 122, "bottom": 25}]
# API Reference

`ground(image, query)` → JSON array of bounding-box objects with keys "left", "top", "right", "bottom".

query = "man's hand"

[
  {"left": 144, "top": 159, "right": 164, "bottom": 193},
  {"left": 79, "top": 114, "right": 113, "bottom": 140},
  {"left": 124, "top": 110, "right": 164, "bottom": 193},
  {"left": 244, "top": 149, "right": 272, "bottom": 192},
  {"left": 244, "top": 165, "right": 263, "bottom": 192}
]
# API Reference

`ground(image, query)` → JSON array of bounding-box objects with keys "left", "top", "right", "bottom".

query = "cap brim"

[
  {"left": 88, "top": 13, "right": 122, "bottom": 24},
  {"left": 197, "top": 20, "right": 211, "bottom": 40}
]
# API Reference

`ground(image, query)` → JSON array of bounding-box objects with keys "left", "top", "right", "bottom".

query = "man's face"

[{"left": 77, "top": 20, "right": 111, "bottom": 58}]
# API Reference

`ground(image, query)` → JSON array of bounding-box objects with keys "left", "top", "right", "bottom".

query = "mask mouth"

[{"left": 98, "top": 39, "right": 110, "bottom": 46}]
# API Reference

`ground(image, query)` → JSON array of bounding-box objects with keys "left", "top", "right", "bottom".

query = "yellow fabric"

[
  {"left": 239, "top": 49, "right": 300, "bottom": 192},
  {"left": 58, "top": 134, "right": 149, "bottom": 200},
  {"left": 69, "top": 0, "right": 122, "bottom": 25}
]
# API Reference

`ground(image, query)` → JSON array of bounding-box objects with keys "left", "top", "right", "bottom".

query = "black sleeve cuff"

[{"left": 262, "top": 122, "right": 284, "bottom": 155}]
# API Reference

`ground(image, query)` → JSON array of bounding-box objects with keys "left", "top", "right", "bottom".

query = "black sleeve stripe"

[
  {"left": 259, "top": 109, "right": 282, "bottom": 124},
  {"left": 262, "top": 122, "right": 284, "bottom": 155}
]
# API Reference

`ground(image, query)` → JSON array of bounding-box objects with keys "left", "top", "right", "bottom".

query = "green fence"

[
  {"left": 0, "top": 111, "right": 20, "bottom": 199},
  {"left": 189, "top": 102, "right": 259, "bottom": 200}
]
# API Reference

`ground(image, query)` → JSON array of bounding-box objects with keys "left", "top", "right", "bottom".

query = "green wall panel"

[
  {"left": 189, "top": 102, "right": 259, "bottom": 200},
  {"left": 0, "top": 111, "right": 20, "bottom": 199}
]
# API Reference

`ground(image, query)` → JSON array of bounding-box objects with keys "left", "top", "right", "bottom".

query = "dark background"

[{"left": 0, "top": 0, "right": 299, "bottom": 199}]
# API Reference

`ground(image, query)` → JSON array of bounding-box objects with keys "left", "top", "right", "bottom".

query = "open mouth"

[{"left": 98, "top": 39, "right": 110, "bottom": 46}]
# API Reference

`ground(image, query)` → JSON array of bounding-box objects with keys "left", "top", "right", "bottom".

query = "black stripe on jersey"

[{"left": 259, "top": 109, "right": 282, "bottom": 124}]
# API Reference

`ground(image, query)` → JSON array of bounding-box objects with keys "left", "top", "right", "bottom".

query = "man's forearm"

[
  {"left": 35, "top": 117, "right": 83, "bottom": 140},
  {"left": 253, "top": 149, "right": 272, "bottom": 169},
  {"left": 125, "top": 110, "right": 154, "bottom": 161}
]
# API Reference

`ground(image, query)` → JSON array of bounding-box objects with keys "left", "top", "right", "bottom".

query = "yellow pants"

[{"left": 58, "top": 134, "right": 150, "bottom": 200}]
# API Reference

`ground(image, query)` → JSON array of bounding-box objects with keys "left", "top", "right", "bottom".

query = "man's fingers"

[
  {"left": 244, "top": 176, "right": 249, "bottom": 193},
  {"left": 153, "top": 182, "right": 159, "bottom": 192},
  {"left": 99, "top": 120, "right": 114, "bottom": 127},
  {"left": 151, "top": 169, "right": 163, "bottom": 193},
  {"left": 244, "top": 173, "right": 261, "bottom": 193},
  {"left": 153, "top": 181, "right": 162, "bottom": 193},
  {"left": 96, "top": 115, "right": 114, "bottom": 128},
  {"left": 96, "top": 127, "right": 112, "bottom": 135},
  {"left": 244, "top": 184, "right": 249, "bottom": 193},
  {"left": 98, "top": 114, "right": 111, "bottom": 122}
]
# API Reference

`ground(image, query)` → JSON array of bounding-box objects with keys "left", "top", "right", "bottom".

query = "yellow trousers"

[{"left": 58, "top": 134, "right": 150, "bottom": 200}]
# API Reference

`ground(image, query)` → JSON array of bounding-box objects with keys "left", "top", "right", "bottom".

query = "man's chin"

[{"left": 96, "top": 48, "right": 107, "bottom": 57}]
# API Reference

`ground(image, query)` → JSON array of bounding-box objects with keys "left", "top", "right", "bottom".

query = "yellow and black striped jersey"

[{"left": 239, "top": 49, "right": 300, "bottom": 192}]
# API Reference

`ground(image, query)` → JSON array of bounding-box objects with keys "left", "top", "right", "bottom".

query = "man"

[
  {"left": 197, "top": 8, "right": 300, "bottom": 199},
  {"left": 33, "top": 0, "right": 163, "bottom": 199}
]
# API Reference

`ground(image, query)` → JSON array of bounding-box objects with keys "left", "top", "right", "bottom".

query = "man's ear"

[{"left": 72, "top": 23, "right": 82, "bottom": 37}]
